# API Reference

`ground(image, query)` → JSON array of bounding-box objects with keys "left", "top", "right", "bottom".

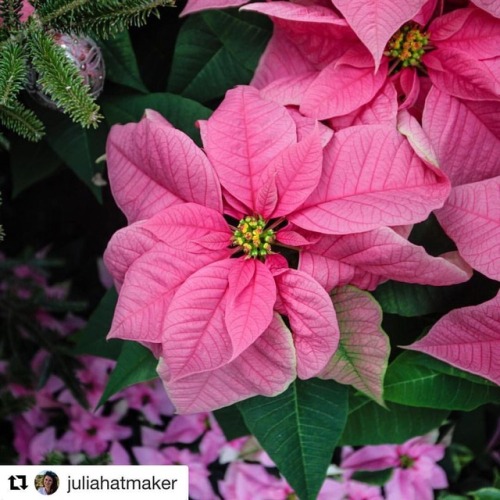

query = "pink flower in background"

[
  {"left": 134, "top": 446, "right": 217, "bottom": 500},
  {"left": 163, "top": 413, "right": 210, "bottom": 444},
  {"left": 219, "top": 461, "right": 293, "bottom": 500},
  {"left": 58, "top": 355, "right": 115, "bottom": 408},
  {"left": 58, "top": 403, "right": 132, "bottom": 459},
  {"left": 342, "top": 435, "right": 448, "bottom": 500},
  {"left": 104, "top": 85, "right": 468, "bottom": 413},
  {"left": 327, "top": 477, "right": 383, "bottom": 500},
  {"left": 122, "top": 379, "right": 175, "bottom": 425}
]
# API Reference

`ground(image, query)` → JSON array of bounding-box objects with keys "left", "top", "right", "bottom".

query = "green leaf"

[
  {"left": 469, "top": 488, "right": 500, "bottom": 500},
  {"left": 10, "top": 137, "right": 61, "bottom": 196},
  {"left": 44, "top": 116, "right": 108, "bottom": 201},
  {"left": 98, "top": 341, "right": 158, "bottom": 408},
  {"left": 440, "top": 443, "right": 474, "bottom": 483},
  {"left": 167, "top": 9, "right": 271, "bottom": 103},
  {"left": 351, "top": 468, "right": 393, "bottom": 486},
  {"left": 321, "top": 286, "right": 389, "bottom": 406},
  {"left": 238, "top": 378, "right": 348, "bottom": 500},
  {"left": 373, "top": 281, "right": 460, "bottom": 317},
  {"left": 213, "top": 404, "right": 250, "bottom": 441},
  {"left": 72, "top": 288, "right": 122, "bottom": 360},
  {"left": 384, "top": 351, "right": 500, "bottom": 410},
  {"left": 404, "top": 351, "right": 496, "bottom": 387},
  {"left": 340, "top": 394, "right": 449, "bottom": 445},
  {"left": 101, "top": 93, "right": 211, "bottom": 145},
  {"left": 99, "top": 32, "right": 148, "bottom": 93}
]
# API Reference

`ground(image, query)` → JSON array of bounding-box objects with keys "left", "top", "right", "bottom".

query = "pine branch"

[
  {"left": 0, "top": 101, "right": 45, "bottom": 140},
  {"left": 0, "top": 39, "right": 27, "bottom": 105},
  {"left": 26, "top": 22, "right": 102, "bottom": 128},
  {"left": 38, "top": 0, "right": 176, "bottom": 39},
  {"left": 0, "top": 0, "right": 23, "bottom": 33}
]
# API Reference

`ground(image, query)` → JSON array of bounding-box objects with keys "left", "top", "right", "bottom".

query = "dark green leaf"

[
  {"left": 10, "top": 136, "right": 61, "bottom": 196},
  {"left": 101, "top": 92, "right": 211, "bottom": 145},
  {"left": 73, "top": 288, "right": 122, "bottom": 360},
  {"left": 167, "top": 9, "right": 271, "bottom": 103},
  {"left": 440, "top": 443, "right": 475, "bottom": 483},
  {"left": 99, "top": 32, "right": 148, "bottom": 93},
  {"left": 98, "top": 341, "right": 158, "bottom": 408},
  {"left": 384, "top": 352, "right": 500, "bottom": 410},
  {"left": 44, "top": 116, "right": 108, "bottom": 201},
  {"left": 399, "top": 351, "right": 496, "bottom": 387},
  {"left": 469, "top": 488, "right": 500, "bottom": 500},
  {"left": 373, "top": 274, "right": 499, "bottom": 318},
  {"left": 340, "top": 394, "right": 449, "bottom": 445},
  {"left": 351, "top": 468, "right": 393, "bottom": 486},
  {"left": 214, "top": 404, "right": 250, "bottom": 441},
  {"left": 238, "top": 378, "right": 348, "bottom": 500},
  {"left": 373, "top": 281, "right": 460, "bottom": 317}
]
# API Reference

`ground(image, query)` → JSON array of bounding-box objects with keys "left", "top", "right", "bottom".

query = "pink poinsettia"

[
  {"left": 342, "top": 435, "right": 448, "bottom": 500},
  {"left": 244, "top": 2, "right": 500, "bottom": 121},
  {"left": 104, "top": 85, "right": 468, "bottom": 413}
]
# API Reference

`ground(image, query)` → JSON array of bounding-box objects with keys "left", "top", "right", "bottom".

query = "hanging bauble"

[{"left": 26, "top": 33, "right": 105, "bottom": 111}]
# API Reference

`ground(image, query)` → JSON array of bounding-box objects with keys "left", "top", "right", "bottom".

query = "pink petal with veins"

[
  {"left": 275, "top": 269, "right": 339, "bottom": 379},
  {"left": 423, "top": 88, "right": 500, "bottom": 186},
  {"left": 290, "top": 125, "right": 450, "bottom": 234},
  {"left": 106, "top": 110, "right": 221, "bottom": 223},
  {"left": 331, "top": 0, "right": 427, "bottom": 70},
  {"left": 160, "top": 315, "right": 296, "bottom": 413},
  {"left": 407, "top": 292, "right": 500, "bottom": 385},
  {"left": 200, "top": 86, "right": 296, "bottom": 213},
  {"left": 435, "top": 177, "right": 500, "bottom": 280},
  {"left": 300, "top": 48, "right": 388, "bottom": 119},
  {"left": 430, "top": 6, "right": 500, "bottom": 59},
  {"left": 424, "top": 49, "right": 500, "bottom": 101},
  {"left": 470, "top": 0, "right": 500, "bottom": 18}
]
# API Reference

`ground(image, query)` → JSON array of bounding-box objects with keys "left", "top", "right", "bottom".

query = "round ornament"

[{"left": 26, "top": 33, "right": 105, "bottom": 110}]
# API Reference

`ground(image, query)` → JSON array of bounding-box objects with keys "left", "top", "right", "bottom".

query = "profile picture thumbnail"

[{"left": 35, "top": 470, "right": 59, "bottom": 496}]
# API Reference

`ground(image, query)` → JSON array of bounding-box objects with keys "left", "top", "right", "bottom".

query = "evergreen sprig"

[
  {"left": 27, "top": 21, "right": 102, "bottom": 127},
  {"left": 0, "top": 0, "right": 176, "bottom": 140},
  {"left": 0, "top": 100, "right": 45, "bottom": 140},
  {"left": 37, "top": 0, "right": 176, "bottom": 39},
  {"left": 0, "top": 38, "right": 28, "bottom": 105}
]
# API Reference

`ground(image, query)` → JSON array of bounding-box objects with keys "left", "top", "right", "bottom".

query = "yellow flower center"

[
  {"left": 232, "top": 215, "right": 275, "bottom": 258},
  {"left": 385, "top": 23, "right": 429, "bottom": 69}
]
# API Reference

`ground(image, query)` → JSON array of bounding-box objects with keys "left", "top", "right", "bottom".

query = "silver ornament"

[{"left": 26, "top": 33, "right": 105, "bottom": 110}]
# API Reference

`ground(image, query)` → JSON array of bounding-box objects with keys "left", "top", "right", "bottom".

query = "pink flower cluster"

[
  {"left": 1, "top": 255, "right": 450, "bottom": 498},
  {"left": 105, "top": 0, "right": 500, "bottom": 412},
  {"left": 174, "top": 0, "right": 500, "bottom": 392}
]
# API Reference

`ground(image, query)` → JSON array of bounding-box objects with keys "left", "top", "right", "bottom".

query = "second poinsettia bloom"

[{"left": 104, "top": 86, "right": 457, "bottom": 413}]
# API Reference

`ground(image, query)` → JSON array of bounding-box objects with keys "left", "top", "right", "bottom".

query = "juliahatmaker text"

[{"left": 66, "top": 475, "right": 178, "bottom": 493}]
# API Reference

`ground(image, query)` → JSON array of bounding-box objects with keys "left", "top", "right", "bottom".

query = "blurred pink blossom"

[{"left": 342, "top": 435, "right": 448, "bottom": 500}]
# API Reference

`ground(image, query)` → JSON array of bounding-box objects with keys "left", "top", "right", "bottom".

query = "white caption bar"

[{"left": 0, "top": 465, "right": 188, "bottom": 500}]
